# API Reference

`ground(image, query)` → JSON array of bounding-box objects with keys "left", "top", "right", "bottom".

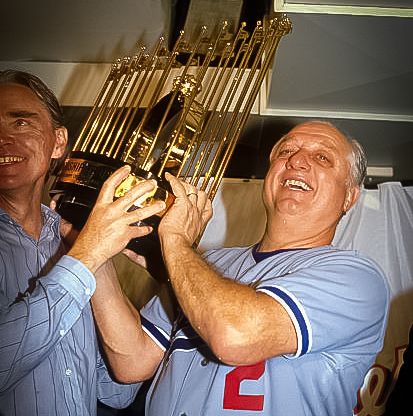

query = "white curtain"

[{"left": 200, "top": 180, "right": 413, "bottom": 415}]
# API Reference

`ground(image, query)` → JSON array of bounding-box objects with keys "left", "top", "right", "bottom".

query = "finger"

[
  {"left": 182, "top": 182, "right": 198, "bottom": 199},
  {"left": 164, "top": 173, "right": 200, "bottom": 201},
  {"left": 125, "top": 224, "right": 154, "bottom": 241},
  {"left": 114, "top": 179, "right": 158, "bottom": 211},
  {"left": 202, "top": 199, "right": 213, "bottom": 223},
  {"left": 126, "top": 200, "right": 166, "bottom": 224},
  {"left": 98, "top": 165, "right": 131, "bottom": 204},
  {"left": 122, "top": 249, "right": 147, "bottom": 268},
  {"left": 187, "top": 191, "right": 198, "bottom": 204},
  {"left": 196, "top": 190, "right": 207, "bottom": 207},
  {"left": 164, "top": 172, "right": 188, "bottom": 198}
]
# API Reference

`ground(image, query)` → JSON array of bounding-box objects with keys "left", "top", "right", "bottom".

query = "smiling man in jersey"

[{"left": 86, "top": 120, "right": 390, "bottom": 416}]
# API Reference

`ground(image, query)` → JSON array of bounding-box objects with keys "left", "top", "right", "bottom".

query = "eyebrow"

[
  {"left": 277, "top": 136, "right": 338, "bottom": 151},
  {"left": 8, "top": 110, "right": 39, "bottom": 118}
]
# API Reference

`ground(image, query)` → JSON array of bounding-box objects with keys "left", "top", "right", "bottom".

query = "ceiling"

[{"left": 1, "top": 0, "right": 412, "bottom": 185}]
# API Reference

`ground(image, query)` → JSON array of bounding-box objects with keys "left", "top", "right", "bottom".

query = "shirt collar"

[
  {"left": 0, "top": 204, "right": 61, "bottom": 240},
  {"left": 252, "top": 243, "right": 309, "bottom": 263}
]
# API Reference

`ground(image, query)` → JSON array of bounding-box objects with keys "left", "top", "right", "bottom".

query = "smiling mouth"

[
  {"left": 0, "top": 156, "right": 24, "bottom": 164},
  {"left": 283, "top": 179, "right": 313, "bottom": 191}
]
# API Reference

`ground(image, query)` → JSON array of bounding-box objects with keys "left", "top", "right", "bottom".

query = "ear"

[
  {"left": 343, "top": 186, "right": 360, "bottom": 214},
  {"left": 52, "top": 127, "right": 68, "bottom": 159}
]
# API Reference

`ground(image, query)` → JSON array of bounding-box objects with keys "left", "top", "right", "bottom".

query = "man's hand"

[
  {"left": 68, "top": 165, "right": 165, "bottom": 273},
  {"left": 122, "top": 248, "right": 147, "bottom": 269},
  {"left": 158, "top": 172, "right": 212, "bottom": 247}
]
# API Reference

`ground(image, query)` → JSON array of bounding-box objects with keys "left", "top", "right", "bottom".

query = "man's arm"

[
  {"left": 158, "top": 173, "right": 297, "bottom": 366},
  {"left": 66, "top": 165, "right": 166, "bottom": 383},
  {"left": 0, "top": 166, "right": 166, "bottom": 392},
  {"left": 91, "top": 259, "right": 164, "bottom": 383},
  {"left": 0, "top": 256, "right": 95, "bottom": 393}
]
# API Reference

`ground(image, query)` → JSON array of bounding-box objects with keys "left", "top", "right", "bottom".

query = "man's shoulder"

[
  {"left": 297, "top": 246, "right": 389, "bottom": 299},
  {"left": 201, "top": 245, "right": 255, "bottom": 270},
  {"left": 299, "top": 245, "right": 383, "bottom": 268},
  {"left": 203, "top": 245, "right": 252, "bottom": 260}
]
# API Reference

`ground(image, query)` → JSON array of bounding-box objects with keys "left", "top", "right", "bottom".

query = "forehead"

[
  {"left": 274, "top": 122, "right": 351, "bottom": 154},
  {"left": 0, "top": 83, "right": 47, "bottom": 113}
]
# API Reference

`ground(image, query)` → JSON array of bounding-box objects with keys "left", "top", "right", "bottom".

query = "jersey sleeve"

[
  {"left": 256, "top": 252, "right": 389, "bottom": 358},
  {"left": 140, "top": 296, "right": 173, "bottom": 353}
]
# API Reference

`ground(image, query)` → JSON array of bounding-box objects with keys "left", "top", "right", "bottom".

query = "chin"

[{"left": 280, "top": 200, "right": 306, "bottom": 215}]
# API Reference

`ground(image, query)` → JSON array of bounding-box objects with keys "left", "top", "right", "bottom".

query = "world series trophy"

[{"left": 50, "top": 13, "right": 292, "bottom": 279}]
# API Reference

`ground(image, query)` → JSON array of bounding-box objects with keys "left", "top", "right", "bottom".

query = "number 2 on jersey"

[{"left": 223, "top": 361, "right": 265, "bottom": 411}]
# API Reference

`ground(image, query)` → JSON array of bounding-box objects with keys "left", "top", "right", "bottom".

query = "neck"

[
  {"left": 0, "top": 187, "right": 44, "bottom": 240},
  {"left": 259, "top": 215, "right": 335, "bottom": 252}
]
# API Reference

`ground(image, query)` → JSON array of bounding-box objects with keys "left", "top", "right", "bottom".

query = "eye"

[
  {"left": 278, "top": 148, "right": 295, "bottom": 157},
  {"left": 15, "top": 119, "right": 29, "bottom": 127},
  {"left": 316, "top": 153, "right": 331, "bottom": 164}
]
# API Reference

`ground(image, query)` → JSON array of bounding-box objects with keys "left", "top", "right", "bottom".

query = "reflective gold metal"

[{"left": 50, "top": 14, "right": 292, "bottom": 263}]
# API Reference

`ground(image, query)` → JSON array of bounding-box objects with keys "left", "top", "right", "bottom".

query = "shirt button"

[
  {"left": 84, "top": 287, "right": 91, "bottom": 295},
  {"left": 59, "top": 329, "right": 66, "bottom": 337},
  {"left": 201, "top": 358, "right": 209, "bottom": 366},
  {"left": 65, "top": 369, "right": 72, "bottom": 376}
]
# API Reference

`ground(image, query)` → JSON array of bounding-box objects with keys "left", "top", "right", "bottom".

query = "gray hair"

[{"left": 347, "top": 138, "right": 367, "bottom": 188}]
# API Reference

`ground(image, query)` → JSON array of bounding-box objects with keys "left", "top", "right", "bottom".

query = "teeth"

[
  {"left": 0, "top": 156, "right": 24, "bottom": 164},
  {"left": 283, "top": 179, "right": 312, "bottom": 191}
]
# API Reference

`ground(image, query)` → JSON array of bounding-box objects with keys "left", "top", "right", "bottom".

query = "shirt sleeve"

[
  {"left": 0, "top": 255, "right": 96, "bottom": 393},
  {"left": 96, "top": 351, "right": 141, "bottom": 409},
  {"left": 256, "top": 252, "right": 389, "bottom": 358}
]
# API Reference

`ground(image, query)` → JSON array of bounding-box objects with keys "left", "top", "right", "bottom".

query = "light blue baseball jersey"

[{"left": 140, "top": 245, "right": 390, "bottom": 416}]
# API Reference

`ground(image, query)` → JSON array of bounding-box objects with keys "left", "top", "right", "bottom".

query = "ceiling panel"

[
  {"left": 274, "top": 0, "right": 413, "bottom": 17},
  {"left": 266, "top": 13, "right": 413, "bottom": 120},
  {"left": 0, "top": 0, "right": 168, "bottom": 63}
]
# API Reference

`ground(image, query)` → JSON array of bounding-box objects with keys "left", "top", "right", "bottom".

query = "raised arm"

[
  {"left": 158, "top": 173, "right": 298, "bottom": 366},
  {"left": 67, "top": 165, "right": 166, "bottom": 382}
]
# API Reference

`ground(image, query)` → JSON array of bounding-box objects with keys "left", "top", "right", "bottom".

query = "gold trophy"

[{"left": 50, "top": 14, "right": 292, "bottom": 277}]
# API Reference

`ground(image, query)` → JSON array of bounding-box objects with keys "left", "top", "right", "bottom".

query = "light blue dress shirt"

[{"left": 0, "top": 205, "right": 139, "bottom": 415}]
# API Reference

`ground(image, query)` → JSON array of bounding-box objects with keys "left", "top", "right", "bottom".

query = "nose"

[
  {"left": 0, "top": 124, "right": 14, "bottom": 145},
  {"left": 285, "top": 150, "right": 310, "bottom": 171}
]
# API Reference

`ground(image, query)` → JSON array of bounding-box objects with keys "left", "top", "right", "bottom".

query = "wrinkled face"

[
  {"left": 263, "top": 122, "right": 359, "bottom": 230},
  {"left": 0, "top": 83, "right": 66, "bottom": 193}
]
